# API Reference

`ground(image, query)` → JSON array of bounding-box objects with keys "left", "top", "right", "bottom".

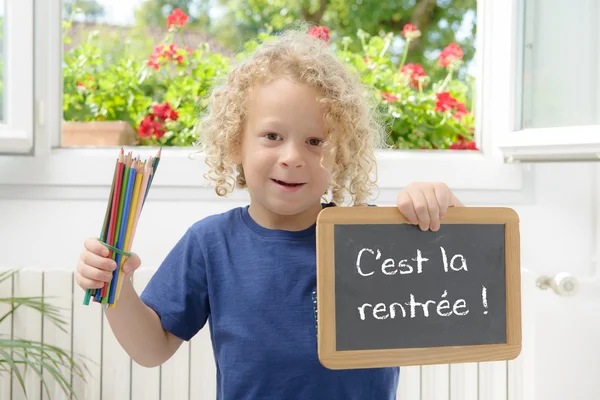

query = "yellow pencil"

[
  {"left": 112, "top": 158, "right": 152, "bottom": 305},
  {"left": 110, "top": 159, "right": 144, "bottom": 307}
]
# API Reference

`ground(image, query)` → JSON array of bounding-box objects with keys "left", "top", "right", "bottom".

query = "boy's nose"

[{"left": 280, "top": 145, "right": 305, "bottom": 168}]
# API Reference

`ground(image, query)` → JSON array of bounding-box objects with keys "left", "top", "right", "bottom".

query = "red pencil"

[{"left": 100, "top": 152, "right": 125, "bottom": 298}]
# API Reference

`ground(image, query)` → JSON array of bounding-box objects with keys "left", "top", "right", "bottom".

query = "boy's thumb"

[{"left": 123, "top": 253, "right": 141, "bottom": 275}]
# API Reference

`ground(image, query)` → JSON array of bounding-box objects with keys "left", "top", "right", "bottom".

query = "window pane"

[
  {"left": 61, "top": 1, "right": 478, "bottom": 150},
  {"left": 520, "top": 0, "right": 600, "bottom": 129},
  {"left": 0, "top": 0, "right": 4, "bottom": 122}
]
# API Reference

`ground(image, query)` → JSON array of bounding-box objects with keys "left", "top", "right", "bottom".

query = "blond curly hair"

[{"left": 196, "top": 26, "right": 387, "bottom": 206}]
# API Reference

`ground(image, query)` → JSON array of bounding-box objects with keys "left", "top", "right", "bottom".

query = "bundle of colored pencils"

[{"left": 83, "top": 147, "right": 161, "bottom": 307}]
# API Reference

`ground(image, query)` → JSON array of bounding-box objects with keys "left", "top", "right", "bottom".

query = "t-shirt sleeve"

[{"left": 140, "top": 226, "right": 210, "bottom": 341}]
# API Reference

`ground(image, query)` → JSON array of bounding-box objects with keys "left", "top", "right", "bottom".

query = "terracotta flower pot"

[{"left": 62, "top": 121, "right": 138, "bottom": 147}]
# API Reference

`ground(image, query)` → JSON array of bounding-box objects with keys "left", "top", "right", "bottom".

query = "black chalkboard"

[
  {"left": 334, "top": 223, "right": 506, "bottom": 351},
  {"left": 316, "top": 206, "right": 521, "bottom": 369}
]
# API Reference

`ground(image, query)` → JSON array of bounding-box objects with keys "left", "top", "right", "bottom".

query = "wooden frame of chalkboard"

[{"left": 315, "top": 206, "right": 521, "bottom": 370}]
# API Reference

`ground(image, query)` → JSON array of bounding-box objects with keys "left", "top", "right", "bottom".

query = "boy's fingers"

[
  {"left": 84, "top": 237, "right": 109, "bottom": 257},
  {"left": 75, "top": 271, "right": 105, "bottom": 289},
  {"left": 78, "top": 261, "right": 113, "bottom": 282},
  {"left": 396, "top": 192, "right": 418, "bottom": 224},
  {"left": 409, "top": 190, "right": 430, "bottom": 231},
  {"left": 80, "top": 250, "right": 116, "bottom": 271},
  {"left": 450, "top": 193, "right": 464, "bottom": 207},
  {"left": 123, "top": 253, "right": 141, "bottom": 274},
  {"left": 423, "top": 187, "right": 441, "bottom": 232}
]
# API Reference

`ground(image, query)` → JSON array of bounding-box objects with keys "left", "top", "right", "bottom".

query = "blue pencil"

[{"left": 108, "top": 160, "right": 137, "bottom": 304}]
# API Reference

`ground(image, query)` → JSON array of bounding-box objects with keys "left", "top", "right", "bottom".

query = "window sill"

[
  {"left": 498, "top": 125, "right": 600, "bottom": 162},
  {"left": 0, "top": 147, "right": 528, "bottom": 204}
]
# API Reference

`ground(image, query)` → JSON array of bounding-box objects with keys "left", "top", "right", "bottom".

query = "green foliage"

[
  {"left": 62, "top": 9, "right": 475, "bottom": 150},
  {"left": 135, "top": 0, "right": 211, "bottom": 30},
  {"left": 135, "top": 0, "right": 476, "bottom": 82},
  {"left": 338, "top": 29, "right": 475, "bottom": 149},
  {"left": 62, "top": 12, "right": 231, "bottom": 147},
  {"left": 62, "top": 30, "right": 155, "bottom": 129},
  {"left": 139, "top": 41, "right": 230, "bottom": 146},
  {"left": 215, "top": 0, "right": 476, "bottom": 81}
]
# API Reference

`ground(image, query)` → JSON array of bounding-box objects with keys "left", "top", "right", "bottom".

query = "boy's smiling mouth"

[{"left": 271, "top": 178, "right": 306, "bottom": 190}]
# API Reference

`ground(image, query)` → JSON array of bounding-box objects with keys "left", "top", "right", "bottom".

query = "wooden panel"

[
  {"left": 72, "top": 279, "right": 103, "bottom": 400},
  {"left": 102, "top": 279, "right": 133, "bottom": 400},
  {"left": 0, "top": 267, "right": 522, "bottom": 400},
  {"left": 42, "top": 269, "right": 74, "bottom": 400},
  {"left": 421, "top": 365, "right": 449, "bottom": 400},
  {"left": 131, "top": 268, "right": 160, "bottom": 400},
  {"left": 12, "top": 269, "right": 43, "bottom": 400},
  {"left": 508, "top": 356, "right": 524, "bottom": 400},
  {"left": 397, "top": 366, "right": 421, "bottom": 399},
  {"left": 189, "top": 325, "right": 217, "bottom": 399},
  {"left": 478, "top": 361, "right": 507, "bottom": 400},
  {"left": 316, "top": 206, "right": 522, "bottom": 369},
  {"left": 449, "top": 362, "right": 478, "bottom": 400},
  {"left": 0, "top": 270, "right": 13, "bottom": 399},
  {"left": 161, "top": 340, "right": 190, "bottom": 400}
]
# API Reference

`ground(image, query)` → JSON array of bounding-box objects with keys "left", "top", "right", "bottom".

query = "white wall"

[
  {"left": 1, "top": 162, "right": 600, "bottom": 399},
  {"left": 0, "top": 163, "right": 597, "bottom": 276}
]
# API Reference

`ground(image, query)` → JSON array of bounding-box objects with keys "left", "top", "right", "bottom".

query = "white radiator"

[{"left": 0, "top": 268, "right": 525, "bottom": 400}]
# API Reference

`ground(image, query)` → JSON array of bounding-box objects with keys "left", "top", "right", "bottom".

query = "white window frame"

[
  {"left": 0, "top": 0, "right": 533, "bottom": 204},
  {"left": 496, "top": 0, "right": 600, "bottom": 162},
  {"left": 0, "top": 0, "right": 34, "bottom": 155}
]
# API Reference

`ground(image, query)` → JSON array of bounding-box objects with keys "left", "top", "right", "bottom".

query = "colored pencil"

[
  {"left": 111, "top": 158, "right": 150, "bottom": 306},
  {"left": 95, "top": 153, "right": 125, "bottom": 302},
  {"left": 106, "top": 158, "right": 137, "bottom": 304},
  {"left": 83, "top": 153, "right": 121, "bottom": 306},
  {"left": 84, "top": 148, "right": 161, "bottom": 307}
]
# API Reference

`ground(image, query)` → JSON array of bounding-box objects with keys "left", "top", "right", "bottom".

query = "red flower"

[
  {"left": 147, "top": 44, "right": 185, "bottom": 70},
  {"left": 167, "top": 8, "right": 188, "bottom": 30},
  {"left": 454, "top": 103, "right": 468, "bottom": 120},
  {"left": 308, "top": 26, "right": 330, "bottom": 45},
  {"left": 152, "top": 102, "right": 179, "bottom": 122},
  {"left": 380, "top": 91, "right": 399, "bottom": 102},
  {"left": 401, "top": 24, "right": 421, "bottom": 40},
  {"left": 435, "top": 92, "right": 468, "bottom": 120},
  {"left": 138, "top": 103, "right": 179, "bottom": 140},
  {"left": 401, "top": 63, "right": 427, "bottom": 88},
  {"left": 438, "top": 43, "right": 464, "bottom": 68},
  {"left": 138, "top": 116, "right": 166, "bottom": 140},
  {"left": 147, "top": 59, "right": 160, "bottom": 70},
  {"left": 450, "top": 139, "right": 478, "bottom": 150}
]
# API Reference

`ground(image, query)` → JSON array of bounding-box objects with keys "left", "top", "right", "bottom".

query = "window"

[
  {"left": 497, "top": 0, "right": 600, "bottom": 162},
  {"left": 0, "top": 0, "right": 5, "bottom": 122},
  {"left": 0, "top": 0, "right": 34, "bottom": 154},
  {"left": 2, "top": 0, "right": 531, "bottom": 199},
  {"left": 58, "top": 0, "right": 481, "bottom": 154}
]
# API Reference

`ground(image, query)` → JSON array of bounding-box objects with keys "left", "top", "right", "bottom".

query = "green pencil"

[
  {"left": 101, "top": 153, "right": 132, "bottom": 304},
  {"left": 84, "top": 152, "right": 121, "bottom": 306}
]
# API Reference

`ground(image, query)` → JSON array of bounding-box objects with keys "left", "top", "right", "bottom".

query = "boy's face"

[{"left": 237, "top": 76, "right": 334, "bottom": 225}]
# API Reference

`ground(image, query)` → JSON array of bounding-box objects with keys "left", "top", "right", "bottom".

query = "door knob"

[{"left": 536, "top": 272, "right": 579, "bottom": 296}]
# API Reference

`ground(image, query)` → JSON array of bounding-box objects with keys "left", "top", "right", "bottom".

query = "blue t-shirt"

[{"left": 140, "top": 204, "right": 399, "bottom": 399}]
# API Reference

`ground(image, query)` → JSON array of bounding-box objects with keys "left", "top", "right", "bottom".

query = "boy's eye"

[
  {"left": 308, "top": 138, "right": 324, "bottom": 146},
  {"left": 265, "top": 133, "right": 281, "bottom": 140}
]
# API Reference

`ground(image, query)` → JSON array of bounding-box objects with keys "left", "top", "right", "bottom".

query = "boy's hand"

[
  {"left": 396, "top": 182, "right": 464, "bottom": 232},
  {"left": 76, "top": 237, "right": 141, "bottom": 290}
]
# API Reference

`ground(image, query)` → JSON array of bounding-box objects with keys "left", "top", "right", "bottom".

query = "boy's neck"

[{"left": 247, "top": 201, "right": 324, "bottom": 231}]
